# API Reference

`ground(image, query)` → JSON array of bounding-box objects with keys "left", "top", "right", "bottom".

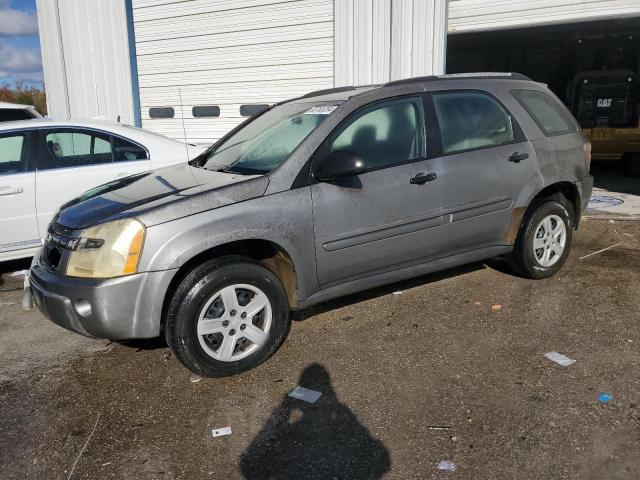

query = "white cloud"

[
  {"left": 0, "top": 3, "right": 38, "bottom": 36},
  {"left": 0, "top": 44, "right": 43, "bottom": 83}
]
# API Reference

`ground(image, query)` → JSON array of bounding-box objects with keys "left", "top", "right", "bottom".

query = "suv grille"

[
  {"left": 46, "top": 222, "right": 79, "bottom": 251},
  {"left": 43, "top": 221, "right": 78, "bottom": 270}
]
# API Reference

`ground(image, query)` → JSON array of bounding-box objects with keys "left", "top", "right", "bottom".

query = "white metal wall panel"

[
  {"left": 36, "top": 0, "right": 69, "bottom": 118},
  {"left": 449, "top": 0, "right": 640, "bottom": 33},
  {"left": 36, "top": 0, "right": 135, "bottom": 124},
  {"left": 132, "top": 0, "right": 334, "bottom": 144},
  {"left": 335, "top": 0, "right": 447, "bottom": 86}
]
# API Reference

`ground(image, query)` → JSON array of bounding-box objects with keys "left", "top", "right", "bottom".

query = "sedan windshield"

[{"left": 196, "top": 102, "right": 339, "bottom": 175}]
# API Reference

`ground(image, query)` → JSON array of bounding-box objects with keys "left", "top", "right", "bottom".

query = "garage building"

[
  {"left": 37, "top": 0, "right": 640, "bottom": 146},
  {"left": 36, "top": 0, "right": 448, "bottom": 144}
]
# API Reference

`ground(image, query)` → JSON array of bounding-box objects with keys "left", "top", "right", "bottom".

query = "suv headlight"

[{"left": 66, "top": 219, "right": 145, "bottom": 278}]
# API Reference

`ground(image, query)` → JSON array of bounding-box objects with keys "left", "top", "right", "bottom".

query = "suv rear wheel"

[
  {"left": 508, "top": 200, "right": 573, "bottom": 279},
  {"left": 165, "top": 256, "right": 291, "bottom": 377}
]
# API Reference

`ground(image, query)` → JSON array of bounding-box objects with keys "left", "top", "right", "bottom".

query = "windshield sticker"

[{"left": 304, "top": 105, "right": 338, "bottom": 115}]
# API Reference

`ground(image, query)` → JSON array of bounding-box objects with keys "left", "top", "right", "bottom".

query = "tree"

[{"left": 0, "top": 81, "right": 47, "bottom": 114}]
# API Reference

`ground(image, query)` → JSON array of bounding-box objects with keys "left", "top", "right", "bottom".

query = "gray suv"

[{"left": 25, "top": 74, "right": 593, "bottom": 377}]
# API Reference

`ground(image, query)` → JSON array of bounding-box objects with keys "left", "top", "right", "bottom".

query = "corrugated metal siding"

[
  {"left": 36, "top": 0, "right": 135, "bottom": 124},
  {"left": 334, "top": 0, "right": 447, "bottom": 86},
  {"left": 132, "top": 0, "right": 334, "bottom": 143},
  {"left": 449, "top": 0, "right": 640, "bottom": 33}
]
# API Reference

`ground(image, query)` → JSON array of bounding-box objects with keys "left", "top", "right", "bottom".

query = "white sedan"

[{"left": 0, "top": 119, "right": 206, "bottom": 261}]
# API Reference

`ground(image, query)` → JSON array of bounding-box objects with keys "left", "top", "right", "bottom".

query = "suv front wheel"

[
  {"left": 508, "top": 200, "right": 573, "bottom": 279},
  {"left": 165, "top": 256, "right": 291, "bottom": 377}
]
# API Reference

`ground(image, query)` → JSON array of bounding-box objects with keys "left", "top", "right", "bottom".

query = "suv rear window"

[
  {"left": 512, "top": 90, "right": 577, "bottom": 137},
  {"left": 432, "top": 91, "right": 515, "bottom": 154}
]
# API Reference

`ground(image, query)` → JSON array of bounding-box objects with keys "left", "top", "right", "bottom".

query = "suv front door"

[
  {"left": 428, "top": 91, "right": 542, "bottom": 251},
  {"left": 311, "top": 96, "right": 444, "bottom": 287}
]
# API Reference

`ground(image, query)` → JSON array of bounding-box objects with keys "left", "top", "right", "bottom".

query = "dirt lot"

[{"left": 1, "top": 217, "right": 639, "bottom": 480}]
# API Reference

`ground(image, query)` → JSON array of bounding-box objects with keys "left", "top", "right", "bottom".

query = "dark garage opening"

[{"left": 447, "top": 18, "right": 640, "bottom": 185}]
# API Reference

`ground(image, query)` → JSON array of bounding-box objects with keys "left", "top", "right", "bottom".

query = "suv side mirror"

[{"left": 314, "top": 150, "right": 367, "bottom": 181}]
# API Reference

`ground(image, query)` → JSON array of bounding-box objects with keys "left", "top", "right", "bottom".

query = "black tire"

[
  {"left": 165, "top": 255, "right": 291, "bottom": 377},
  {"left": 508, "top": 200, "right": 573, "bottom": 279}
]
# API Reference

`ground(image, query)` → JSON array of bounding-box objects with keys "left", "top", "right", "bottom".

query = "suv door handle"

[
  {"left": 0, "top": 186, "right": 23, "bottom": 196},
  {"left": 410, "top": 172, "right": 437, "bottom": 185},
  {"left": 508, "top": 152, "right": 529, "bottom": 163}
]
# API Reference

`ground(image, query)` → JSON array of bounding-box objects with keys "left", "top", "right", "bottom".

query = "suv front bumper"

[{"left": 25, "top": 255, "right": 177, "bottom": 340}]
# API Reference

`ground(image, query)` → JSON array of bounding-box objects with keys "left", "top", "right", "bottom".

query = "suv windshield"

[{"left": 196, "top": 102, "right": 339, "bottom": 175}]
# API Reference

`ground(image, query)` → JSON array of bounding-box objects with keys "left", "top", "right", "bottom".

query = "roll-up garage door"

[{"left": 131, "top": 0, "right": 334, "bottom": 144}]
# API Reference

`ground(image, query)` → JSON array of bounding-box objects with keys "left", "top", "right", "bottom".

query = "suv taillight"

[{"left": 583, "top": 142, "right": 592, "bottom": 170}]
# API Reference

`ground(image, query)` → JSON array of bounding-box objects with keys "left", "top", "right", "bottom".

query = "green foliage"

[{"left": 0, "top": 81, "right": 47, "bottom": 115}]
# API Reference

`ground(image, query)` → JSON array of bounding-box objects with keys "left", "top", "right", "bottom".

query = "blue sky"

[{"left": 0, "top": 0, "right": 42, "bottom": 86}]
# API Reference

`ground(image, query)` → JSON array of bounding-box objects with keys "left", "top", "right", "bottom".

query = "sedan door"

[
  {"left": 34, "top": 128, "right": 150, "bottom": 231},
  {"left": 0, "top": 130, "right": 39, "bottom": 256},
  {"left": 311, "top": 96, "right": 444, "bottom": 287},
  {"left": 428, "top": 91, "right": 542, "bottom": 251}
]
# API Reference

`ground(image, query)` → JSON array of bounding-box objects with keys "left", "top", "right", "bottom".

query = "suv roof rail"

[
  {"left": 299, "top": 86, "right": 360, "bottom": 99},
  {"left": 383, "top": 72, "right": 533, "bottom": 87}
]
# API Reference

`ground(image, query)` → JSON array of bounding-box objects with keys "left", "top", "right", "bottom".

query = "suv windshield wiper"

[{"left": 221, "top": 165, "right": 269, "bottom": 175}]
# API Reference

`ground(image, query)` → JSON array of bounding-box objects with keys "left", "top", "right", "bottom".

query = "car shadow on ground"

[
  {"left": 293, "top": 261, "right": 487, "bottom": 322},
  {"left": 240, "top": 363, "right": 391, "bottom": 480},
  {"left": 120, "top": 261, "right": 492, "bottom": 352},
  {"left": 118, "top": 337, "right": 168, "bottom": 351},
  {"left": 0, "top": 258, "right": 31, "bottom": 290}
]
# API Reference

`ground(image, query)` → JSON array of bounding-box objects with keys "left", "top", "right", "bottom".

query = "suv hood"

[{"left": 56, "top": 163, "right": 269, "bottom": 229}]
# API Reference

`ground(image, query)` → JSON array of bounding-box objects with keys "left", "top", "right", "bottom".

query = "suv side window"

[
  {"left": 330, "top": 97, "right": 423, "bottom": 170},
  {"left": 0, "top": 133, "right": 26, "bottom": 175},
  {"left": 41, "top": 129, "right": 113, "bottom": 170},
  {"left": 511, "top": 89, "right": 577, "bottom": 137},
  {"left": 113, "top": 136, "right": 147, "bottom": 162},
  {"left": 432, "top": 91, "right": 515, "bottom": 155}
]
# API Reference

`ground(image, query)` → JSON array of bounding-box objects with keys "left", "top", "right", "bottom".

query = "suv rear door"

[
  {"left": 427, "top": 90, "right": 542, "bottom": 250},
  {"left": 310, "top": 96, "right": 444, "bottom": 287}
]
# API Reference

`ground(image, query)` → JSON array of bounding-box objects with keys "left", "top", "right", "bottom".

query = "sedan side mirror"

[{"left": 314, "top": 150, "right": 367, "bottom": 182}]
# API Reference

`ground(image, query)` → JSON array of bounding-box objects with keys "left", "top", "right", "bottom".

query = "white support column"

[{"left": 334, "top": 0, "right": 448, "bottom": 86}]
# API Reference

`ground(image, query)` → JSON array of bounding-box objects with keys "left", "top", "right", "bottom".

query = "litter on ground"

[
  {"left": 288, "top": 386, "right": 322, "bottom": 403},
  {"left": 393, "top": 291, "right": 403, "bottom": 295},
  {"left": 190, "top": 375, "right": 203, "bottom": 383},
  {"left": 544, "top": 351, "right": 576, "bottom": 367},
  {"left": 10, "top": 270, "right": 29, "bottom": 277},
  {"left": 597, "top": 392, "right": 613, "bottom": 404},
  {"left": 212, "top": 426, "right": 232, "bottom": 438},
  {"left": 67, "top": 413, "right": 100, "bottom": 480},
  {"left": 437, "top": 460, "right": 456, "bottom": 471},
  {"left": 579, "top": 243, "right": 622, "bottom": 259},
  {"left": 491, "top": 304, "right": 502, "bottom": 312}
]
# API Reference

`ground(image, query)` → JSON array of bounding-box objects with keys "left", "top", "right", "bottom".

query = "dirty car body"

[{"left": 26, "top": 73, "right": 593, "bottom": 376}]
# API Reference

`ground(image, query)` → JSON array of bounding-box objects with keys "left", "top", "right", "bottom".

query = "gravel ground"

[{"left": 1, "top": 218, "right": 639, "bottom": 480}]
